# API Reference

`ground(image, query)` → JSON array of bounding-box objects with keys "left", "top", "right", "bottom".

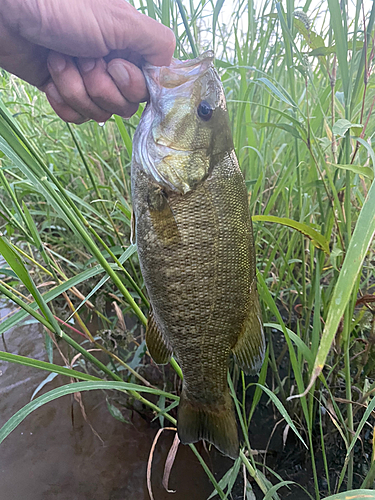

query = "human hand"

[{"left": 0, "top": 0, "right": 175, "bottom": 123}]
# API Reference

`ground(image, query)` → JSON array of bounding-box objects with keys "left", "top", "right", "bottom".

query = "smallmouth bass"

[{"left": 131, "top": 51, "right": 265, "bottom": 459}]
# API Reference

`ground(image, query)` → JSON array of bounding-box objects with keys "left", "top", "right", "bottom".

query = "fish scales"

[{"left": 131, "top": 51, "right": 265, "bottom": 459}]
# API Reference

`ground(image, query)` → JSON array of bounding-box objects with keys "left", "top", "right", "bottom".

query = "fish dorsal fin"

[
  {"left": 231, "top": 280, "right": 265, "bottom": 374},
  {"left": 146, "top": 307, "right": 172, "bottom": 365}
]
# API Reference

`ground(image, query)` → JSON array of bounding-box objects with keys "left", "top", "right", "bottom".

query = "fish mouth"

[
  {"left": 143, "top": 51, "right": 214, "bottom": 91},
  {"left": 153, "top": 139, "right": 202, "bottom": 154}
]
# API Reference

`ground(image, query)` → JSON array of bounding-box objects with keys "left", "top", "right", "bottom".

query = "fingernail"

[
  {"left": 45, "top": 83, "right": 64, "bottom": 105},
  {"left": 49, "top": 53, "right": 66, "bottom": 73},
  {"left": 108, "top": 63, "right": 130, "bottom": 87},
  {"left": 79, "top": 58, "right": 96, "bottom": 73}
]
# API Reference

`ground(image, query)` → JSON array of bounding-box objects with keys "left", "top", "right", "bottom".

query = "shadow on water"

[{"left": 0, "top": 301, "right": 229, "bottom": 500}]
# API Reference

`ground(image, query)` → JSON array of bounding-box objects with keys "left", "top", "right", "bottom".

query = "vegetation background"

[{"left": 0, "top": 0, "right": 375, "bottom": 498}]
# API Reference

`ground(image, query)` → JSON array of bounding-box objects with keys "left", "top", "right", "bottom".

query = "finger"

[
  {"left": 47, "top": 51, "right": 111, "bottom": 123},
  {"left": 107, "top": 59, "right": 148, "bottom": 104},
  {"left": 98, "top": 4, "right": 176, "bottom": 66},
  {"left": 129, "top": 11, "right": 176, "bottom": 66},
  {"left": 77, "top": 57, "right": 140, "bottom": 117},
  {"left": 43, "top": 82, "right": 88, "bottom": 124},
  {"left": 6, "top": 0, "right": 176, "bottom": 67},
  {"left": 129, "top": 13, "right": 176, "bottom": 66}
]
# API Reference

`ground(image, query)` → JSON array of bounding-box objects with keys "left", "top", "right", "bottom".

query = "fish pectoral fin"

[
  {"left": 146, "top": 307, "right": 172, "bottom": 365},
  {"left": 232, "top": 282, "right": 266, "bottom": 375},
  {"left": 148, "top": 188, "right": 181, "bottom": 246}
]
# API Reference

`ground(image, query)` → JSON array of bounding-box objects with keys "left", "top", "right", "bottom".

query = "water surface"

[{"left": 0, "top": 302, "right": 220, "bottom": 499}]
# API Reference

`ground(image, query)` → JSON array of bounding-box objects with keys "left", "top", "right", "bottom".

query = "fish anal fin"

[
  {"left": 146, "top": 307, "right": 172, "bottom": 365},
  {"left": 177, "top": 389, "right": 239, "bottom": 459},
  {"left": 232, "top": 281, "right": 265, "bottom": 375}
]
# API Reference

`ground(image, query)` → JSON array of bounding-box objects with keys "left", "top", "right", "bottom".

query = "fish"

[{"left": 131, "top": 51, "right": 265, "bottom": 459}]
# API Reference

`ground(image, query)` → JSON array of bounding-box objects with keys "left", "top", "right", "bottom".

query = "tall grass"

[{"left": 0, "top": 0, "right": 375, "bottom": 498}]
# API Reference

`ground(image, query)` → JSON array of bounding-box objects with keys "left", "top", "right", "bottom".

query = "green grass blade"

[
  {"left": 0, "top": 263, "right": 114, "bottom": 334},
  {"left": 0, "top": 351, "right": 101, "bottom": 382},
  {"left": 253, "top": 215, "right": 330, "bottom": 254},
  {"left": 161, "top": 0, "right": 170, "bottom": 27},
  {"left": 0, "top": 381, "right": 179, "bottom": 445},
  {"left": 327, "top": 0, "right": 349, "bottom": 103},
  {"left": 212, "top": 0, "right": 225, "bottom": 50},
  {"left": 329, "top": 163, "right": 374, "bottom": 180},
  {"left": 0, "top": 245, "right": 137, "bottom": 334},
  {"left": 0, "top": 281, "right": 55, "bottom": 331},
  {"left": 344, "top": 395, "right": 375, "bottom": 464},
  {"left": 322, "top": 491, "right": 375, "bottom": 500},
  {"left": 0, "top": 235, "right": 61, "bottom": 334},
  {"left": 114, "top": 115, "right": 132, "bottom": 158},
  {"left": 207, "top": 457, "right": 241, "bottom": 500},
  {"left": 306, "top": 179, "right": 375, "bottom": 390},
  {"left": 265, "top": 323, "right": 313, "bottom": 367},
  {"left": 145, "top": 0, "right": 156, "bottom": 19},
  {"left": 263, "top": 481, "right": 295, "bottom": 500},
  {"left": 175, "top": 0, "right": 198, "bottom": 57},
  {"left": 251, "top": 383, "right": 307, "bottom": 448},
  {"left": 248, "top": 345, "right": 269, "bottom": 423}
]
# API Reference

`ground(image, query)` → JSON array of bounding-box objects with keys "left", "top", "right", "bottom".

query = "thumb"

[
  {"left": 74, "top": 0, "right": 176, "bottom": 66},
  {"left": 114, "top": 10, "right": 176, "bottom": 66}
]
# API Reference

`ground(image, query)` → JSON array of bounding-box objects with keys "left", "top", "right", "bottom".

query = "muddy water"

[{"left": 0, "top": 301, "right": 227, "bottom": 500}]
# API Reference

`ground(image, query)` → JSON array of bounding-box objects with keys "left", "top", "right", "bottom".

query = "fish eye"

[{"left": 197, "top": 100, "right": 213, "bottom": 121}]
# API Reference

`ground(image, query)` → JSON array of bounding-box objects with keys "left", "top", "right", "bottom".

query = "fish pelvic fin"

[
  {"left": 177, "top": 389, "right": 239, "bottom": 459},
  {"left": 232, "top": 281, "right": 265, "bottom": 375},
  {"left": 146, "top": 307, "right": 172, "bottom": 364}
]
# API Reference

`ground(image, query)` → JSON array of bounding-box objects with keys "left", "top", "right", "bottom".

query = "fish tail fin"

[{"left": 177, "top": 389, "right": 239, "bottom": 459}]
